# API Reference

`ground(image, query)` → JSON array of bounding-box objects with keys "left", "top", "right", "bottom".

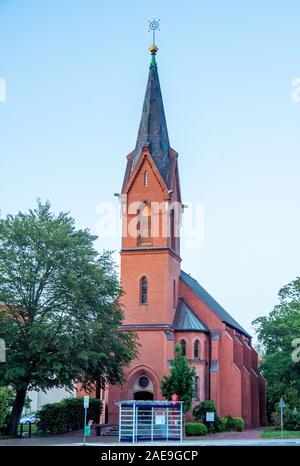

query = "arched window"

[
  {"left": 140, "top": 276, "right": 148, "bottom": 304},
  {"left": 180, "top": 339, "right": 186, "bottom": 357},
  {"left": 194, "top": 340, "right": 200, "bottom": 359},
  {"left": 203, "top": 340, "right": 207, "bottom": 359},
  {"left": 138, "top": 203, "right": 151, "bottom": 245},
  {"left": 173, "top": 279, "right": 176, "bottom": 308},
  {"left": 194, "top": 376, "right": 199, "bottom": 400},
  {"left": 144, "top": 171, "right": 148, "bottom": 187}
]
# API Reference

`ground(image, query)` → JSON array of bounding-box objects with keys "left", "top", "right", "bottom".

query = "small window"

[
  {"left": 144, "top": 171, "right": 148, "bottom": 187},
  {"left": 194, "top": 376, "right": 199, "bottom": 400},
  {"left": 173, "top": 279, "right": 176, "bottom": 308},
  {"left": 194, "top": 340, "right": 200, "bottom": 359},
  {"left": 140, "top": 276, "right": 148, "bottom": 304},
  {"left": 180, "top": 339, "right": 186, "bottom": 357},
  {"left": 170, "top": 208, "right": 175, "bottom": 250}
]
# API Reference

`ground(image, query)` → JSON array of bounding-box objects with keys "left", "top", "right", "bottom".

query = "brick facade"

[{"left": 85, "top": 49, "right": 266, "bottom": 427}]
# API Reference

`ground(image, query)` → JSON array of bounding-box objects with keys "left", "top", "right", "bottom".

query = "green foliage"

[
  {"left": 192, "top": 400, "right": 223, "bottom": 433},
  {"left": 272, "top": 407, "right": 300, "bottom": 431},
  {"left": 38, "top": 397, "right": 102, "bottom": 434},
  {"left": 185, "top": 422, "right": 208, "bottom": 436},
  {"left": 0, "top": 201, "right": 137, "bottom": 434},
  {"left": 160, "top": 345, "right": 196, "bottom": 413},
  {"left": 193, "top": 400, "right": 217, "bottom": 422},
  {"left": 192, "top": 401, "right": 244, "bottom": 433},
  {"left": 0, "top": 387, "right": 10, "bottom": 431},
  {"left": 232, "top": 417, "right": 244, "bottom": 432},
  {"left": 252, "top": 276, "right": 300, "bottom": 420}
]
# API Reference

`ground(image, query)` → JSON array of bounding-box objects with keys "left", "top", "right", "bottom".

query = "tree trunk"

[{"left": 6, "top": 387, "right": 28, "bottom": 436}]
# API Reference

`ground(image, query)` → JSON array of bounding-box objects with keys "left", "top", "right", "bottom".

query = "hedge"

[
  {"left": 231, "top": 417, "right": 244, "bottom": 432},
  {"left": 38, "top": 397, "right": 102, "bottom": 434},
  {"left": 185, "top": 422, "right": 208, "bottom": 436}
]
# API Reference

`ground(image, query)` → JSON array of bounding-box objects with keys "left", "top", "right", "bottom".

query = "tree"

[
  {"left": 0, "top": 201, "right": 137, "bottom": 435},
  {"left": 252, "top": 277, "right": 300, "bottom": 419},
  {"left": 161, "top": 344, "right": 196, "bottom": 413}
]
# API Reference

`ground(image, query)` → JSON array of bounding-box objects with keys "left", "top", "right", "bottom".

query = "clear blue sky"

[{"left": 1, "top": 0, "right": 300, "bottom": 337}]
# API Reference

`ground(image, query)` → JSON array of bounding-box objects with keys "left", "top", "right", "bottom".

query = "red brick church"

[{"left": 104, "top": 44, "right": 266, "bottom": 428}]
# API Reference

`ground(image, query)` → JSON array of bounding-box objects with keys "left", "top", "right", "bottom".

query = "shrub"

[
  {"left": 220, "top": 416, "right": 231, "bottom": 431},
  {"left": 219, "top": 416, "right": 244, "bottom": 432},
  {"left": 38, "top": 397, "right": 102, "bottom": 434},
  {"left": 232, "top": 417, "right": 244, "bottom": 432},
  {"left": 193, "top": 400, "right": 217, "bottom": 422},
  {"left": 272, "top": 407, "right": 300, "bottom": 431},
  {"left": 185, "top": 422, "right": 208, "bottom": 436},
  {"left": 215, "top": 416, "right": 228, "bottom": 432}
]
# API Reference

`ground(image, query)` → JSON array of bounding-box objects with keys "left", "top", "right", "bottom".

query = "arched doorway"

[{"left": 134, "top": 391, "right": 153, "bottom": 400}]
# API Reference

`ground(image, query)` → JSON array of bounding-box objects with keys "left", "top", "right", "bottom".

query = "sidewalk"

[{"left": 1, "top": 428, "right": 300, "bottom": 446}]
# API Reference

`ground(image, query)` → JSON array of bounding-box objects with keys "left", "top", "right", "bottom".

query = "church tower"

[
  {"left": 105, "top": 40, "right": 266, "bottom": 428},
  {"left": 107, "top": 44, "right": 184, "bottom": 421},
  {"left": 120, "top": 43, "right": 182, "bottom": 326}
]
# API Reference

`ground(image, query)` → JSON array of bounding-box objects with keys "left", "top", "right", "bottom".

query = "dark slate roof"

[
  {"left": 173, "top": 298, "right": 209, "bottom": 332},
  {"left": 131, "top": 57, "right": 170, "bottom": 181},
  {"left": 180, "top": 270, "right": 252, "bottom": 338}
]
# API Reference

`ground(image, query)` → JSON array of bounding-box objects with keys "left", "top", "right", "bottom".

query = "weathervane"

[{"left": 148, "top": 18, "right": 161, "bottom": 45}]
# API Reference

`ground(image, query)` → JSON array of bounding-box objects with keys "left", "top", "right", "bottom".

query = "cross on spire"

[{"left": 148, "top": 18, "right": 161, "bottom": 45}]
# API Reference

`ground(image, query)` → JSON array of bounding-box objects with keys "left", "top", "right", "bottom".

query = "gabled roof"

[
  {"left": 180, "top": 270, "right": 252, "bottom": 338},
  {"left": 130, "top": 54, "right": 170, "bottom": 182},
  {"left": 173, "top": 298, "right": 209, "bottom": 332}
]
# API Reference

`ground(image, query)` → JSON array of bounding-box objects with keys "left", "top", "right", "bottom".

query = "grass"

[
  {"left": 261, "top": 428, "right": 300, "bottom": 439},
  {"left": 17, "top": 423, "right": 38, "bottom": 435}
]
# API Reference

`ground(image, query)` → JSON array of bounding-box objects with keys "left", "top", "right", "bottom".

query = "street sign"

[
  {"left": 206, "top": 412, "right": 215, "bottom": 422},
  {"left": 83, "top": 396, "right": 89, "bottom": 409},
  {"left": 83, "top": 396, "right": 90, "bottom": 445},
  {"left": 84, "top": 425, "right": 91, "bottom": 437},
  {"left": 279, "top": 397, "right": 285, "bottom": 439},
  {"left": 279, "top": 398, "right": 285, "bottom": 409}
]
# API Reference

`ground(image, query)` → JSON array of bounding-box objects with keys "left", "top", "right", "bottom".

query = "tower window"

[
  {"left": 144, "top": 171, "right": 148, "bottom": 187},
  {"left": 170, "top": 208, "right": 176, "bottom": 250},
  {"left": 138, "top": 203, "right": 152, "bottom": 245},
  {"left": 140, "top": 276, "right": 148, "bottom": 304},
  {"left": 194, "top": 340, "right": 200, "bottom": 359},
  {"left": 180, "top": 339, "right": 186, "bottom": 357}
]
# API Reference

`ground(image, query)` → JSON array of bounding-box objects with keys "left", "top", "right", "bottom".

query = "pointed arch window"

[
  {"left": 140, "top": 276, "right": 148, "bottom": 305},
  {"left": 194, "top": 340, "right": 200, "bottom": 359},
  {"left": 180, "top": 339, "right": 186, "bottom": 357},
  {"left": 138, "top": 203, "right": 152, "bottom": 245}
]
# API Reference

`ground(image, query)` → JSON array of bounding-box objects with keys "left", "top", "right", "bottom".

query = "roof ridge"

[{"left": 180, "top": 270, "right": 251, "bottom": 338}]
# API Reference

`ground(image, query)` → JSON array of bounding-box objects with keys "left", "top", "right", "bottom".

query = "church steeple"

[{"left": 130, "top": 45, "right": 171, "bottom": 181}]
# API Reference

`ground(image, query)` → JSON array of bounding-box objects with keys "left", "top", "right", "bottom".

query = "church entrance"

[{"left": 134, "top": 391, "right": 153, "bottom": 400}]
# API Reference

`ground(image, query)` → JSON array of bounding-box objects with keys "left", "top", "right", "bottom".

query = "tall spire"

[{"left": 130, "top": 42, "right": 170, "bottom": 181}]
